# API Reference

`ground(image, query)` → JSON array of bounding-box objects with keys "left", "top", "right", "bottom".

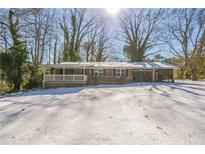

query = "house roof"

[{"left": 44, "top": 62, "right": 177, "bottom": 69}]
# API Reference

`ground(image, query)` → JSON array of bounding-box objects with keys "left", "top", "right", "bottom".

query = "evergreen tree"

[{"left": 0, "top": 10, "right": 27, "bottom": 91}]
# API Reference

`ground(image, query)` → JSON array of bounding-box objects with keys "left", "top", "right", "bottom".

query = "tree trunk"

[
  {"left": 191, "top": 67, "right": 198, "bottom": 81},
  {"left": 53, "top": 39, "right": 57, "bottom": 64}
]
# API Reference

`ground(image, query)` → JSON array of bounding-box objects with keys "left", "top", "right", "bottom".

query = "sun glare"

[{"left": 105, "top": 8, "right": 120, "bottom": 15}]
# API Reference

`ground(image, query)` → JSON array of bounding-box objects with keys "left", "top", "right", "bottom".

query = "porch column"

[
  {"left": 63, "top": 67, "right": 65, "bottom": 81},
  {"left": 152, "top": 69, "right": 155, "bottom": 82},
  {"left": 172, "top": 69, "right": 175, "bottom": 82},
  {"left": 83, "top": 66, "right": 85, "bottom": 75},
  {"left": 53, "top": 67, "right": 55, "bottom": 81},
  {"left": 83, "top": 66, "right": 86, "bottom": 81}
]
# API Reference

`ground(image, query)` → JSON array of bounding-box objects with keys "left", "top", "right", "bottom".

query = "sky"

[
  {"left": 97, "top": 8, "right": 173, "bottom": 60},
  {"left": 0, "top": 8, "right": 181, "bottom": 63}
]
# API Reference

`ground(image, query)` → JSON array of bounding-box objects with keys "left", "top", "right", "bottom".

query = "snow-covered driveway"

[{"left": 0, "top": 81, "right": 205, "bottom": 144}]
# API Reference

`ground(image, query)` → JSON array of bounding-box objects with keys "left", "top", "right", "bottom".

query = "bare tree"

[
  {"left": 0, "top": 9, "right": 12, "bottom": 52},
  {"left": 21, "top": 9, "right": 56, "bottom": 65},
  {"left": 0, "top": 21, "right": 9, "bottom": 52},
  {"left": 60, "top": 9, "right": 97, "bottom": 62},
  {"left": 82, "top": 24, "right": 98, "bottom": 62},
  {"left": 53, "top": 37, "right": 58, "bottom": 64},
  {"left": 82, "top": 21, "right": 111, "bottom": 62},
  {"left": 60, "top": 12, "right": 70, "bottom": 62},
  {"left": 161, "top": 9, "right": 205, "bottom": 80},
  {"left": 95, "top": 27, "right": 110, "bottom": 62},
  {"left": 0, "top": 9, "right": 35, "bottom": 52},
  {"left": 120, "top": 9, "right": 165, "bottom": 61}
]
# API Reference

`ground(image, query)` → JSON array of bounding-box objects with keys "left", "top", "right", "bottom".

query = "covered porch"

[
  {"left": 43, "top": 67, "right": 87, "bottom": 82},
  {"left": 43, "top": 65, "right": 133, "bottom": 88},
  {"left": 132, "top": 68, "right": 174, "bottom": 82},
  {"left": 42, "top": 62, "right": 176, "bottom": 88}
]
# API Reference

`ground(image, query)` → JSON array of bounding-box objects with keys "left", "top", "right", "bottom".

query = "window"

[
  {"left": 99, "top": 69, "right": 103, "bottom": 76},
  {"left": 65, "top": 69, "right": 73, "bottom": 74},
  {"left": 55, "top": 69, "right": 63, "bottom": 74},
  {"left": 116, "top": 69, "right": 126, "bottom": 76},
  {"left": 94, "top": 69, "right": 98, "bottom": 76},
  {"left": 121, "top": 69, "right": 126, "bottom": 76},
  {"left": 116, "top": 69, "right": 121, "bottom": 76},
  {"left": 94, "top": 69, "right": 103, "bottom": 76}
]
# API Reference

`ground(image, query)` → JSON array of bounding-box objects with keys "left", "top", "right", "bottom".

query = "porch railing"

[
  {"left": 92, "top": 76, "right": 128, "bottom": 81},
  {"left": 44, "top": 74, "right": 87, "bottom": 82}
]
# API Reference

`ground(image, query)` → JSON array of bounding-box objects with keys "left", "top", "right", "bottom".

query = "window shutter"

[
  {"left": 113, "top": 69, "right": 115, "bottom": 76},
  {"left": 103, "top": 69, "right": 105, "bottom": 76},
  {"left": 126, "top": 69, "right": 128, "bottom": 77},
  {"left": 60, "top": 69, "right": 63, "bottom": 74}
]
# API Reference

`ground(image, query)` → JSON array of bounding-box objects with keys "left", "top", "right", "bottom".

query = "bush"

[
  {"left": 176, "top": 66, "right": 192, "bottom": 79},
  {"left": 0, "top": 80, "right": 12, "bottom": 95},
  {"left": 22, "top": 64, "right": 44, "bottom": 89},
  {"left": 0, "top": 69, "right": 12, "bottom": 94},
  {"left": 196, "top": 56, "right": 205, "bottom": 79}
]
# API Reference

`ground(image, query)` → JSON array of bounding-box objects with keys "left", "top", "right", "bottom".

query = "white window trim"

[
  {"left": 116, "top": 69, "right": 126, "bottom": 76},
  {"left": 94, "top": 68, "right": 104, "bottom": 76}
]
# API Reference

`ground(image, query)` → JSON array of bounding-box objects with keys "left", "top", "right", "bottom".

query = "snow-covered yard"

[{"left": 0, "top": 80, "right": 205, "bottom": 144}]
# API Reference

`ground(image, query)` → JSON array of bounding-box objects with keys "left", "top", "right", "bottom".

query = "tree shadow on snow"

[
  {"left": 0, "top": 81, "right": 205, "bottom": 98},
  {"left": 0, "top": 81, "right": 205, "bottom": 132}
]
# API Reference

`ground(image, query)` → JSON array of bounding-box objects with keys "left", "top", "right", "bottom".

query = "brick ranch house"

[{"left": 43, "top": 62, "right": 177, "bottom": 88}]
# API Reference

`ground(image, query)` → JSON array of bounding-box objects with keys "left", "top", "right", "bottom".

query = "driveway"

[{"left": 0, "top": 81, "right": 205, "bottom": 144}]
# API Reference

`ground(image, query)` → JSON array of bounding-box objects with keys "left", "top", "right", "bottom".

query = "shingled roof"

[{"left": 44, "top": 62, "right": 177, "bottom": 69}]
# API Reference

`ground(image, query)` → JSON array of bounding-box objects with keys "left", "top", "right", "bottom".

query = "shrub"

[
  {"left": 22, "top": 64, "right": 44, "bottom": 89},
  {"left": 176, "top": 66, "right": 192, "bottom": 79},
  {"left": 0, "top": 80, "right": 12, "bottom": 95}
]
